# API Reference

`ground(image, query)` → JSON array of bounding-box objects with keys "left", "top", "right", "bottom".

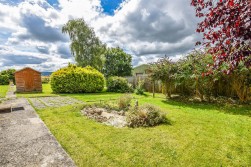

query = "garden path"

[
  {"left": 0, "top": 86, "right": 76, "bottom": 167},
  {"left": 5, "top": 84, "right": 16, "bottom": 99}
]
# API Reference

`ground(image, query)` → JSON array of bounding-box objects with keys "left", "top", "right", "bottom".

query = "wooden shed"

[{"left": 15, "top": 67, "right": 42, "bottom": 92}]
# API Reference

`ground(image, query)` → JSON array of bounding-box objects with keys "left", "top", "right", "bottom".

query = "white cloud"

[
  {"left": 0, "top": 0, "right": 201, "bottom": 72},
  {"left": 96, "top": 0, "right": 200, "bottom": 55}
]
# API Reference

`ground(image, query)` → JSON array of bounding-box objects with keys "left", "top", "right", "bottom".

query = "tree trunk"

[
  {"left": 196, "top": 78, "right": 203, "bottom": 101},
  {"left": 165, "top": 80, "right": 171, "bottom": 99},
  {"left": 169, "top": 82, "right": 172, "bottom": 99},
  {"left": 152, "top": 80, "right": 155, "bottom": 98},
  {"left": 233, "top": 75, "right": 249, "bottom": 103}
]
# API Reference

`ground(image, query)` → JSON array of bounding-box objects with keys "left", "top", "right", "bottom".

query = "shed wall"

[{"left": 15, "top": 68, "right": 42, "bottom": 92}]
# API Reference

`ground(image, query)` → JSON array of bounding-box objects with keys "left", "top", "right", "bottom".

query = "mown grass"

[
  {"left": 36, "top": 91, "right": 251, "bottom": 167},
  {"left": 63, "top": 92, "right": 123, "bottom": 102},
  {"left": 16, "top": 84, "right": 57, "bottom": 98},
  {"left": 0, "top": 85, "right": 9, "bottom": 98}
]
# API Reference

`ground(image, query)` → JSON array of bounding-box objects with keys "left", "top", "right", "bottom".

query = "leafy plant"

[
  {"left": 126, "top": 104, "right": 166, "bottom": 127},
  {"left": 191, "top": 0, "right": 251, "bottom": 71},
  {"left": 118, "top": 94, "right": 132, "bottom": 110},
  {"left": 50, "top": 64, "right": 105, "bottom": 93},
  {"left": 147, "top": 51, "right": 251, "bottom": 103},
  {"left": 148, "top": 56, "right": 177, "bottom": 98},
  {"left": 231, "top": 62, "right": 251, "bottom": 103},
  {"left": 107, "top": 76, "right": 133, "bottom": 93},
  {"left": 175, "top": 51, "right": 216, "bottom": 101},
  {"left": 135, "top": 79, "right": 145, "bottom": 95}
]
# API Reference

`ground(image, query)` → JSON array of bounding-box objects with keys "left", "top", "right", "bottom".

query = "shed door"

[{"left": 24, "top": 71, "right": 34, "bottom": 91}]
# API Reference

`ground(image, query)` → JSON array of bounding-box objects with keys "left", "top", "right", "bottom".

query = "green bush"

[
  {"left": 126, "top": 104, "right": 166, "bottom": 127},
  {"left": 107, "top": 76, "right": 133, "bottom": 93},
  {"left": 135, "top": 87, "right": 145, "bottom": 95},
  {"left": 0, "top": 69, "right": 15, "bottom": 85},
  {"left": 50, "top": 65, "right": 105, "bottom": 93},
  {"left": 118, "top": 94, "right": 132, "bottom": 110},
  {"left": 135, "top": 79, "right": 145, "bottom": 95},
  {"left": 0, "top": 74, "right": 9, "bottom": 85}
]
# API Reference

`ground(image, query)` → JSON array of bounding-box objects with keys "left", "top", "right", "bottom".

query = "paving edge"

[{"left": 27, "top": 98, "right": 77, "bottom": 167}]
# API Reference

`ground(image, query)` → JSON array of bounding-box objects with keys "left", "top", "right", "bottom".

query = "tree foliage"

[
  {"left": 148, "top": 56, "right": 177, "bottom": 98},
  {"left": 175, "top": 51, "right": 216, "bottom": 101},
  {"left": 0, "top": 69, "right": 16, "bottom": 85},
  {"left": 191, "top": 0, "right": 251, "bottom": 72},
  {"left": 0, "top": 74, "right": 9, "bottom": 85},
  {"left": 149, "top": 52, "right": 251, "bottom": 103},
  {"left": 62, "top": 19, "right": 106, "bottom": 71},
  {"left": 103, "top": 47, "right": 132, "bottom": 77}
]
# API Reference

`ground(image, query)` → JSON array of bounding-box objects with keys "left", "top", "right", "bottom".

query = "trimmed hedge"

[
  {"left": 107, "top": 76, "right": 133, "bottom": 93},
  {"left": 50, "top": 65, "right": 105, "bottom": 93}
]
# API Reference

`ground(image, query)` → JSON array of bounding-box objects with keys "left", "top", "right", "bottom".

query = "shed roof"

[{"left": 15, "top": 67, "right": 41, "bottom": 74}]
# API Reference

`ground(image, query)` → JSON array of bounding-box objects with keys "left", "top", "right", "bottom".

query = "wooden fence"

[{"left": 124, "top": 75, "right": 163, "bottom": 93}]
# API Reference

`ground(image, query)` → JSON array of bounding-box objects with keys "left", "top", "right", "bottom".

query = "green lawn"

[
  {"left": 16, "top": 84, "right": 57, "bottom": 98},
  {"left": 0, "top": 85, "right": 9, "bottom": 98},
  {"left": 35, "top": 88, "right": 251, "bottom": 166}
]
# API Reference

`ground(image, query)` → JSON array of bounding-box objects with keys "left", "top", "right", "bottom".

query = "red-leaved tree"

[{"left": 191, "top": 0, "right": 251, "bottom": 73}]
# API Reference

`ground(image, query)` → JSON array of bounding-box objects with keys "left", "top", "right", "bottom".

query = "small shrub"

[
  {"left": 135, "top": 79, "right": 145, "bottom": 95},
  {"left": 50, "top": 64, "right": 105, "bottom": 93},
  {"left": 126, "top": 104, "right": 166, "bottom": 127},
  {"left": 0, "top": 74, "right": 9, "bottom": 85},
  {"left": 118, "top": 94, "right": 132, "bottom": 110},
  {"left": 135, "top": 87, "right": 145, "bottom": 95},
  {"left": 107, "top": 76, "right": 133, "bottom": 93}
]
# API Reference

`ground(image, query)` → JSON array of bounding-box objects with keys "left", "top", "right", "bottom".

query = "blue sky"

[
  {"left": 101, "top": 0, "right": 124, "bottom": 15},
  {"left": 3, "top": 0, "right": 124, "bottom": 15},
  {"left": 46, "top": 0, "right": 124, "bottom": 15},
  {"left": 47, "top": 0, "right": 59, "bottom": 6},
  {"left": 0, "top": 0, "right": 200, "bottom": 71}
]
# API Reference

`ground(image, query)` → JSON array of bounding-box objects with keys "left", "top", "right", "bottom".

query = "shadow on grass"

[
  {"left": 163, "top": 118, "right": 173, "bottom": 126},
  {"left": 134, "top": 93, "right": 150, "bottom": 98},
  {"left": 60, "top": 92, "right": 122, "bottom": 96},
  {"left": 161, "top": 99, "right": 251, "bottom": 117}
]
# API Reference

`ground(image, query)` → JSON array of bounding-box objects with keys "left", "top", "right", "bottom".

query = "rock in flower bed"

[
  {"left": 81, "top": 95, "right": 168, "bottom": 128},
  {"left": 81, "top": 106, "right": 127, "bottom": 128},
  {"left": 81, "top": 104, "right": 168, "bottom": 128}
]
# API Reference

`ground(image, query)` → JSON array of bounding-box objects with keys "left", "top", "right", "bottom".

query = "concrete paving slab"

[
  {"left": 29, "top": 96, "right": 84, "bottom": 109},
  {"left": 0, "top": 98, "right": 76, "bottom": 167}
]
